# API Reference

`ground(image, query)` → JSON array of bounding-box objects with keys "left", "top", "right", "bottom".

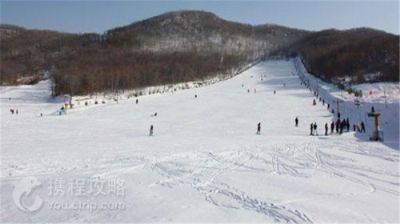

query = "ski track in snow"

[{"left": 1, "top": 59, "right": 399, "bottom": 222}]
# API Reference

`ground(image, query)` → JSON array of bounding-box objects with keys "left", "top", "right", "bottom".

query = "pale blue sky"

[{"left": 1, "top": 1, "right": 398, "bottom": 34}]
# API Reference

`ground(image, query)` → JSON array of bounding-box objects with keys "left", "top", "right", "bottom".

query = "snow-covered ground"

[{"left": 0, "top": 59, "right": 399, "bottom": 223}]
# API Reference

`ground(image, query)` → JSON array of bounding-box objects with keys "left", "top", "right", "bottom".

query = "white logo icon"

[{"left": 12, "top": 176, "right": 43, "bottom": 212}]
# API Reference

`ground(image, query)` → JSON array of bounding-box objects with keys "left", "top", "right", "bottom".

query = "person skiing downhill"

[
  {"left": 256, "top": 122, "right": 261, "bottom": 135},
  {"left": 295, "top": 117, "right": 299, "bottom": 127},
  {"left": 149, "top": 125, "right": 154, "bottom": 136}
]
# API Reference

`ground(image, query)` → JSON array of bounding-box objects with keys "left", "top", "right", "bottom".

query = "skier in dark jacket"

[
  {"left": 256, "top": 122, "right": 261, "bottom": 135},
  {"left": 295, "top": 117, "right": 299, "bottom": 127},
  {"left": 340, "top": 119, "right": 346, "bottom": 134},
  {"left": 325, "top": 123, "right": 328, "bottom": 136},
  {"left": 346, "top": 118, "right": 350, "bottom": 132},
  {"left": 335, "top": 119, "right": 340, "bottom": 133},
  {"left": 360, "top": 122, "right": 366, "bottom": 133},
  {"left": 310, "top": 123, "right": 314, "bottom": 135},
  {"left": 136, "top": 99, "right": 139, "bottom": 104},
  {"left": 149, "top": 125, "right": 154, "bottom": 136},
  {"left": 313, "top": 123, "right": 318, "bottom": 135},
  {"left": 330, "top": 121, "right": 334, "bottom": 133}
]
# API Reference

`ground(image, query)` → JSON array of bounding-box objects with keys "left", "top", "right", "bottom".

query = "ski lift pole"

[
  {"left": 384, "top": 87, "right": 388, "bottom": 108},
  {"left": 334, "top": 98, "right": 343, "bottom": 119},
  {"left": 354, "top": 98, "right": 361, "bottom": 123}
]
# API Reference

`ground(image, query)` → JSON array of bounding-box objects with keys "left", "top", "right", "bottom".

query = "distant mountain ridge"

[
  {"left": 105, "top": 10, "right": 308, "bottom": 58},
  {"left": 0, "top": 10, "right": 398, "bottom": 95}
]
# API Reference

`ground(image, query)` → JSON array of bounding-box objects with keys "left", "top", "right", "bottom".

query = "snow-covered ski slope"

[{"left": 1, "top": 60, "right": 399, "bottom": 223}]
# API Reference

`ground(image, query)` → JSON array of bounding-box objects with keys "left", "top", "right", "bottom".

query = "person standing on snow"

[
  {"left": 136, "top": 99, "right": 139, "bottom": 104},
  {"left": 313, "top": 123, "right": 318, "bottom": 135},
  {"left": 360, "top": 122, "right": 366, "bottom": 133},
  {"left": 330, "top": 121, "right": 335, "bottom": 133},
  {"left": 149, "top": 125, "right": 154, "bottom": 136},
  {"left": 310, "top": 123, "right": 314, "bottom": 135},
  {"left": 335, "top": 119, "right": 340, "bottom": 133},
  {"left": 295, "top": 117, "right": 299, "bottom": 127},
  {"left": 340, "top": 119, "right": 346, "bottom": 134},
  {"left": 325, "top": 123, "right": 328, "bottom": 136},
  {"left": 256, "top": 122, "right": 261, "bottom": 135}
]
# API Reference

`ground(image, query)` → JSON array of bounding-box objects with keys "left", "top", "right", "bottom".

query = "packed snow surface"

[{"left": 1, "top": 60, "right": 399, "bottom": 223}]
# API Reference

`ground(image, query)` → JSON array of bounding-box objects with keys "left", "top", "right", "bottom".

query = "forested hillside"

[
  {"left": 1, "top": 11, "right": 398, "bottom": 96},
  {"left": 0, "top": 11, "right": 307, "bottom": 95},
  {"left": 274, "top": 28, "right": 399, "bottom": 84}
]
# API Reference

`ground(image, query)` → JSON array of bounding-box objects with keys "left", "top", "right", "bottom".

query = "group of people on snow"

[
  {"left": 301, "top": 81, "right": 370, "bottom": 136},
  {"left": 310, "top": 122, "right": 318, "bottom": 135},
  {"left": 9, "top": 108, "right": 19, "bottom": 115}
]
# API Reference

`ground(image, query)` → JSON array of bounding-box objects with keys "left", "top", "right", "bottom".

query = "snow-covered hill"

[{"left": 1, "top": 60, "right": 399, "bottom": 222}]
